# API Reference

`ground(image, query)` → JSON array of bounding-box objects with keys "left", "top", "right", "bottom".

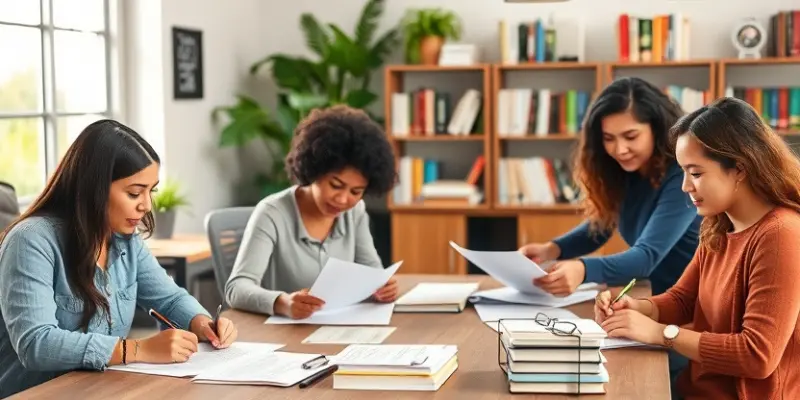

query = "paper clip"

[
  {"left": 410, "top": 355, "right": 429, "bottom": 366},
  {"left": 302, "top": 355, "right": 330, "bottom": 370}
]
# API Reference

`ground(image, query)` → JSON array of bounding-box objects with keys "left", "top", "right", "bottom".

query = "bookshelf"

[
  {"left": 605, "top": 60, "right": 717, "bottom": 111},
  {"left": 717, "top": 57, "right": 800, "bottom": 136},
  {"left": 383, "top": 58, "right": 799, "bottom": 274}
]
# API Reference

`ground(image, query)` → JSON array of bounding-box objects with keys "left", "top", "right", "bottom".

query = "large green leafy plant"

[{"left": 212, "top": 0, "right": 399, "bottom": 199}]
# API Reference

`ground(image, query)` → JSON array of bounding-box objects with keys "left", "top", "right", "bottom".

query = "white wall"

[
  {"left": 124, "top": 0, "right": 270, "bottom": 234},
  {"left": 124, "top": 0, "right": 799, "bottom": 232}
]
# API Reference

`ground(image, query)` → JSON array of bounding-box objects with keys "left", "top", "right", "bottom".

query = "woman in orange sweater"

[{"left": 594, "top": 96, "right": 800, "bottom": 400}]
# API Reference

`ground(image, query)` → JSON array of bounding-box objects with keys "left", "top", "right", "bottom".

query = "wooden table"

[{"left": 13, "top": 275, "right": 670, "bottom": 399}]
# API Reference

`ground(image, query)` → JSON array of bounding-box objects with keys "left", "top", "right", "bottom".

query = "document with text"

[
  {"left": 108, "top": 342, "right": 285, "bottom": 377},
  {"left": 302, "top": 326, "right": 397, "bottom": 344}
]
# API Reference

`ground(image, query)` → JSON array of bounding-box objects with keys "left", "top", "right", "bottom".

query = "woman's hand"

[
  {"left": 189, "top": 314, "right": 238, "bottom": 349},
  {"left": 533, "top": 260, "right": 586, "bottom": 296},
  {"left": 373, "top": 278, "right": 399, "bottom": 303},
  {"left": 275, "top": 289, "right": 325, "bottom": 319},
  {"left": 601, "top": 309, "right": 665, "bottom": 345},
  {"left": 518, "top": 241, "right": 561, "bottom": 263},
  {"left": 594, "top": 290, "right": 637, "bottom": 324},
  {"left": 135, "top": 329, "right": 199, "bottom": 364}
]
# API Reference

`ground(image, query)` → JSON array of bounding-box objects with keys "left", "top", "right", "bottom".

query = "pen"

[
  {"left": 302, "top": 355, "right": 330, "bottom": 370},
  {"left": 299, "top": 365, "right": 338, "bottom": 388},
  {"left": 612, "top": 278, "right": 637, "bottom": 305},
  {"left": 213, "top": 304, "right": 222, "bottom": 337},
  {"left": 148, "top": 309, "right": 179, "bottom": 329}
]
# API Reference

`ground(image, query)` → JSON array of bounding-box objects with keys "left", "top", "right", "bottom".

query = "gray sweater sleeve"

[{"left": 224, "top": 203, "right": 284, "bottom": 315}]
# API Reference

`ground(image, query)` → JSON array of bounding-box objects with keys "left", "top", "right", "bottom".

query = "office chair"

[{"left": 204, "top": 207, "right": 255, "bottom": 303}]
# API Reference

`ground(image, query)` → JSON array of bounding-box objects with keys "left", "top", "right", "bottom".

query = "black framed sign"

[{"left": 172, "top": 26, "right": 204, "bottom": 99}]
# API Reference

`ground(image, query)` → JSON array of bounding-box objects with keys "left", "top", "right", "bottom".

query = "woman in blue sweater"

[{"left": 521, "top": 77, "right": 702, "bottom": 298}]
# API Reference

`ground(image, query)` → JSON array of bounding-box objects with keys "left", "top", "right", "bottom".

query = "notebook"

[{"left": 394, "top": 282, "right": 480, "bottom": 313}]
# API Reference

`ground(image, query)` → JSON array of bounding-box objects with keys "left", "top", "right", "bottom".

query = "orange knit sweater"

[{"left": 650, "top": 207, "right": 800, "bottom": 400}]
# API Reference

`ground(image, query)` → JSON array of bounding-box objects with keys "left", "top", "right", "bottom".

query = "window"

[{"left": 0, "top": 0, "right": 111, "bottom": 201}]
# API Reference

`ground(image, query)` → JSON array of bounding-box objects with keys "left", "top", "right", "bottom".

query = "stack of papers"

[
  {"left": 331, "top": 345, "right": 459, "bottom": 391},
  {"left": 498, "top": 319, "right": 609, "bottom": 394},
  {"left": 449, "top": 242, "right": 599, "bottom": 307},
  {"left": 394, "top": 282, "right": 480, "bottom": 313},
  {"left": 265, "top": 257, "right": 402, "bottom": 325},
  {"left": 192, "top": 351, "right": 330, "bottom": 387}
]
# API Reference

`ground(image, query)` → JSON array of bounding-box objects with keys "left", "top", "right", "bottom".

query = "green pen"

[{"left": 612, "top": 278, "right": 636, "bottom": 305}]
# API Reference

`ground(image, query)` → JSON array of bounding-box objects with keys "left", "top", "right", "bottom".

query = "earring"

[{"left": 734, "top": 180, "right": 740, "bottom": 192}]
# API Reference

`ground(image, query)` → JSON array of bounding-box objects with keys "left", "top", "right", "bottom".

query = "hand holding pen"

[
  {"left": 188, "top": 304, "right": 239, "bottom": 349},
  {"left": 593, "top": 278, "right": 638, "bottom": 324}
]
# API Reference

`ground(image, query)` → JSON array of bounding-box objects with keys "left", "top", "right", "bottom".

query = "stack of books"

[
  {"left": 498, "top": 317, "right": 610, "bottom": 394},
  {"left": 331, "top": 344, "right": 458, "bottom": 391}
]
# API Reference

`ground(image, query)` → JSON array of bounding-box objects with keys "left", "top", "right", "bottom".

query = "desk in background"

[
  {"left": 145, "top": 235, "right": 214, "bottom": 299},
  {"left": 15, "top": 275, "right": 670, "bottom": 399}
]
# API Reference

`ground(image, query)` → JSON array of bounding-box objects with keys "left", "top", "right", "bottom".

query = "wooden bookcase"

[
  {"left": 717, "top": 57, "right": 800, "bottom": 136},
  {"left": 383, "top": 58, "right": 799, "bottom": 274},
  {"left": 383, "top": 64, "right": 492, "bottom": 275}
]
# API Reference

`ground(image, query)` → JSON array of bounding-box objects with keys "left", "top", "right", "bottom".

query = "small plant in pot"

[
  {"left": 401, "top": 8, "right": 462, "bottom": 65},
  {"left": 151, "top": 179, "right": 189, "bottom": 239}
]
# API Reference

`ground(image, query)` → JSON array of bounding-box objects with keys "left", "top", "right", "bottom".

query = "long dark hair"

[
  {"left": 0, "top": 119, "right": 160, "bottom": 330},
  {"left": 669, "top": 97, "right": 800, "bottom": 251},
  {"left": 575, "top": 77, "right": 685, "bottom": 233}
]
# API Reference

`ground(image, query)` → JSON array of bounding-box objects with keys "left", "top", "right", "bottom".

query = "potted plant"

[
  {"left": 401, "top": 8, "right": 462, "bottom": 65},
  {"left": 151, "top": 179, "right": 189, "bottom": 239},
  {"left": 212, "top": 0, "right": 400, "bottom": 202}
]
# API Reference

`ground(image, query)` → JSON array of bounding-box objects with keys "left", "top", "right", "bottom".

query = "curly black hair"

[{"left": 285, "top": 105, "right": 397, "bottom": 196}]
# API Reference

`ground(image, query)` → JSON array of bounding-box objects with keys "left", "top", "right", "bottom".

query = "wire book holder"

[{"left": 497, "top": 312, "right": 585, "bottom": 395}]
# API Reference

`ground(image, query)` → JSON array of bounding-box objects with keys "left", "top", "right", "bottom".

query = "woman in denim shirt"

[{"left": 0, "top": 120, "right": 239, "bottom": 397}]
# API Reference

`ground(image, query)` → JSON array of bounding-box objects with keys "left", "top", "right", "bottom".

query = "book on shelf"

[
  {"left": 724, "top": 86, "right": 800, "bottom": 130},
  {"left": 394, "top": 282, "right": 480, "bottom": 313},
  {"left": 331, "top": 344, "right": 458, "bottom": 391},
  {"left": 498, "top": 157, "right": 578, "bottom": 206},
  {"left": 664, "top": 85, "right": 712, "bottom": 113},
  {"left": 498, "top": 17, "right": 585, "bottom": 64},
  {"left": 768, "top": 10, "right": 800, "bottom": 58},
  {"left": 496, "top": 88, "right": 592, "bottom": 137},
  {"left": 391, "top": 89, "right": 482, "bottom": 136},
  {"left": 394, "top": 155, "right": 485, "bottom": 206},
  {"left": 617, "top": 13, "right": 690, "bottom": 62},
  {"left": 498, "top": 316, "right": 610, "bottom": 394}
]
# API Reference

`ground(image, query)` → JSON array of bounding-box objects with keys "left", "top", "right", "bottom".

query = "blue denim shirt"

[{"left": 0, "top": 216, "right": 210, "bottom": 397}]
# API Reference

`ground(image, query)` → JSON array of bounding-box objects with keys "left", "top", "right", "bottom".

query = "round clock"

[{"left": 732, "top": 18, "right": 766, "bottom": 59}]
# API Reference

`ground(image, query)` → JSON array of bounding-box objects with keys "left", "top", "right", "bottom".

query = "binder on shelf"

[{"left": 496, "top": 313, "right": 609, "bottom": 395}]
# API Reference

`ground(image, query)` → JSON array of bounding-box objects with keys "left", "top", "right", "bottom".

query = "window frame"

[{"left": 0, "top": 0, "right": 115, "bottom": 206}]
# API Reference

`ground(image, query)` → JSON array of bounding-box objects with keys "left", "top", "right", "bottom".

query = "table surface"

[
  {"left": 145, "top": 234, "right": 211, "bottom": 263},
  {"left": 14, "top": 275, "right": 670, "bottom": 400}
]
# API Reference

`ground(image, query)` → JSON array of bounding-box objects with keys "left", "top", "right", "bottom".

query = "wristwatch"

[{"left": 663, "top": 324, "right": 680, "bottom": 348}]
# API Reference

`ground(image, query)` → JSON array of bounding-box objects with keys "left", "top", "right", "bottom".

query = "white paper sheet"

[
  {"left": 192, "top": 351, "right": 328, "bottom": 386},
  {"left": 302, "top": 326, "right": 397, "bottom": 344},
  {"left": 108, "top": 342, "right": 285, "bottom": 377},
  {"left": 474, "top": 303, "right": 578, "bottom": 324},
  {"left": 265, "top": 302, "right": 395, "bottom": 325},
  {"left": 469, "top": 286, "right": 598, "bottom": 307},
  {"left": 309, "top": 258, "right": 403, "bottom": 309},
  {"left": 449, "top": 241, "right": 550, "bottom": 295}
]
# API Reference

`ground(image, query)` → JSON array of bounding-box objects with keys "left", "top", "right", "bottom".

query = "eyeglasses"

[{"left": 534, "top": 312, "right": 579, "bottom": 336}]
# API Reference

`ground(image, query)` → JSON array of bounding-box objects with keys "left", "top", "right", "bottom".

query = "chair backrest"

[
  {"left": 204, "top": 207, "right": 254, "bottom": 302},
  {"left": 0, "top": 182, "right": 20, "bottom": 231}
]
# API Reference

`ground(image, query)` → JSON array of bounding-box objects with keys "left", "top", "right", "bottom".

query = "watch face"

[{"left": 664, "top": 325, "right": 680, "bottom": 339}]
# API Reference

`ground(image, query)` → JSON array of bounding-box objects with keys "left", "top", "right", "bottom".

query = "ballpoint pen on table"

[
  {"left": 299, "top": 365, "right": 339, "bottom": 388},
  {"left": 213, "top": 304, "right": 222, "bottom": 337},
  {"left": 612, "top": 278, "right": 637, "bottom": 305}
]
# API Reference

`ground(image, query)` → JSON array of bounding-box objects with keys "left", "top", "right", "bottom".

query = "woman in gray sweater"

[{"left": 225, "top": 105, "right": 399, "bottom": 319}]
